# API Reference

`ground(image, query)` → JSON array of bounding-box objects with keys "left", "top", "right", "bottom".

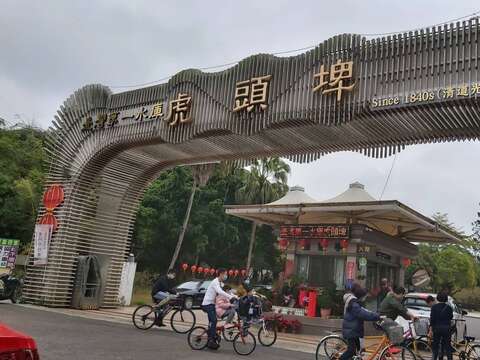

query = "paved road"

[{"left": 0, "top": 303, "right": 313, "bottom": 360}]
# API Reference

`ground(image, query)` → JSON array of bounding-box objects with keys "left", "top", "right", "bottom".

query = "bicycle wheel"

[
  {"left": 258, "top": 321, "right": 277, "bottom": 347},
  {"left": 132, "top": 305, "right": 157, "bottom": 330},
  {"left": 467, "top": 344, "right": 480, "bottom": 360},
  {"left": 315, "top": 335, "right": 348, "bottom": 360},
  {"left": 187, "top": 326, "right": 209, "bottom": 350},
  {"left": 233, "top": 331, "right": 256, "bottom": 356},
  {"left": 405, "top": 338, "right": 432, "bottom": 360},
  {"left": 379, "top": 344, "right": 416, "bottom": 360},
  {"left": 222, "top": 324, "right": 239, "bottom": 342},
  {"left": 170, "top": 309, "right": 196, "bottom": 334}
]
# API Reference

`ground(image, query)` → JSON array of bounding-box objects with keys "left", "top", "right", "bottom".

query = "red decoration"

[
  {"left": 234, "top": 269, "right": 239, "bottom": 277},
  {"left": 210, "top": 268, "right": 215, "bottom": 276},
  {"left": 43, "top": 184, "right": 64, "bottom": 211},
  {"left": 278, "top": 238, "right": 289, "bottom": 250},
  {"left": 197, "top": 266, "right": 203, "bottom": 274},
  {"left": 182, "top": 263, "right": 189, "bottom": 271},
  {"left": 298, "top": 238, "right": 309, "bottom": 250},
  {"left": 191, "top": 265, "right": 197, "bottom": 273},
  {"left": 319, "top": 238, "right": 329, "bottom": 253},
  {"left": 38, "top": 184, "right": 65, "bottom": 231},
  {"left": 204, "top": 267, "right": 210, "bottom": 275},
  {"left": 340, "top": 239, "right": 349, "bottom": 253},
  {"left": 402, "top": 258, "right": 411, "bottom": 267},
  {"left": 228, "top": 269, "right": 234, "bottom": 276},
  {"left": 38, "top": 213, "right": 58, "bottom": 230},
  {"left": 241, "top": 269, "right": 247, "bottom": 277}
]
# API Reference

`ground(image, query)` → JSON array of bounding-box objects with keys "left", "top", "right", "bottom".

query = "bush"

[{"left": 454, "top": 287, "right": 480, "bottom": 311}]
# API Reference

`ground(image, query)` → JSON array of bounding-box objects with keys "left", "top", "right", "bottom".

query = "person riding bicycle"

[
  {"left": 341, "top": 283, "right": 381, "bottom": 360},
  {"left": 201, "top": 268, "right": 236, "bottom": 350},
  {"left": 379, "top": 286, "right": 418, "bottom": 322},
  {"left": 151, "top": 269, "right": 177, "bottom": 326}
]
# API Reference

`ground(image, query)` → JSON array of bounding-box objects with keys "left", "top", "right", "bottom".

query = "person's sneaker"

[
  {"left": 207, "top": 340, "right": 220, "bottom": 350},
  {"left": 154, "top": 318, "right": 166, "bottom": 327}
]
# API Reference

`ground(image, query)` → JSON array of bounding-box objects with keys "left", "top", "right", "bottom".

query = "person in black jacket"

[
  {"left": 340, "top": 283, "right": 381, "bottom": 360},
  {"left": 430, "top": 292, "right": 453, "bottom": 360},
  {"left": 151, "top": 269, "right": 177, "bottom": 326}
]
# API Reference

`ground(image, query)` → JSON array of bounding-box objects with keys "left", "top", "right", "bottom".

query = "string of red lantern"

[{"left": 179, "top": 264, "right": 248, "bottom": 278}]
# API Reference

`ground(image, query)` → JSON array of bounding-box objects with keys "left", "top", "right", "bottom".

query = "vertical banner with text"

[{"left": 34, "top": 224, "right": 53, "bottom": 266}]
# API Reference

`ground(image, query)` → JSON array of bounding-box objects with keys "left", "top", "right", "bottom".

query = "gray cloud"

[{"left": 1, "top": 0, "right": 479, "bottom": 231}]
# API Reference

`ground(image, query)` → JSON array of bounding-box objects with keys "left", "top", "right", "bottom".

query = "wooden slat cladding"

[{"left": 24, "top": 21, "right": 480, "bottom": 307}]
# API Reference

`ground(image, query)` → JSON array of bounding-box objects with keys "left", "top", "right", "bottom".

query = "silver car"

[{"left": 395, "top": 292, "right": 468, "bottom": 341}]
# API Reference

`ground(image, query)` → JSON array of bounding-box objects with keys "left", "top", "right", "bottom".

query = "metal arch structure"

[{"left": 25, "top": 20, "right": 480, "bottom": 307}]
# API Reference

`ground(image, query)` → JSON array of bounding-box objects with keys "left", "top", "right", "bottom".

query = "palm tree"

[
  {"left": 237, "top": 157, "right": 290, "bottom": 272},
  {"left": 169, "top": 163, "right": 215, "bottom": 270}
]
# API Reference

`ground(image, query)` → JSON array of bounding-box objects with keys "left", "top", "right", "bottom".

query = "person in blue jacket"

[{"left": 340, "top": 283, "right": 381, "bottom": 360}]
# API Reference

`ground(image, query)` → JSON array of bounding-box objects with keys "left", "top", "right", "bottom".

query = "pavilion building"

[{"left": 225, "top": 182, "right": 460, "bottom": 290}]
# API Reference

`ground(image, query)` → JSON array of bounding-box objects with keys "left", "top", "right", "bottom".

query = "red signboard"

[
  {"left": 279, "top": 225, "right": 349, "bottom": 239},
  {"left": 346, "top": 261, "right": 355, "bottom": 280}
]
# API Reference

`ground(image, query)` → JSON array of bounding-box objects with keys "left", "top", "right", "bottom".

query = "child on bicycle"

[
  {"left": 341, "top": 283, "right": 382, "bottom": 360},
  {"left": 215, "top": 285, "right": 236, "bottom": 323}
]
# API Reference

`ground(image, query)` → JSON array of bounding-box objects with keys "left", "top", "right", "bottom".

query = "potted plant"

[
  {"left": 291, "top": 319, "right": 303, "bottom": 333},
  {"left": 317, "top": 292, "right": 333, "bottom": 318}
]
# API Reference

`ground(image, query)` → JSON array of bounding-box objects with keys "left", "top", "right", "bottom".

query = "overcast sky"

[{"left": 1, "top": 0, "right": 479, "bottom": 232}]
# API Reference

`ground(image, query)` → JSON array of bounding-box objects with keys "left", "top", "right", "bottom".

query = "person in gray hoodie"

[{"left": 340, "top": 283, "right": 381, "bottom": 360}]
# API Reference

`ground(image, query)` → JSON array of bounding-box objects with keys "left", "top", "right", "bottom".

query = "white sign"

[{"left": 34, "top": 224, "right": 52, "bottom": 266}]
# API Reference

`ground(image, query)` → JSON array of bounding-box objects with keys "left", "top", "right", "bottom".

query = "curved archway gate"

[{"left": 25, "top": 21, "right": 480, "bottom": 307}]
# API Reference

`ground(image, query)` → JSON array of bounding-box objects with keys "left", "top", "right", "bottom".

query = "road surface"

[{"left": 0, "top": 303, "right": 313, "bottom": 360}]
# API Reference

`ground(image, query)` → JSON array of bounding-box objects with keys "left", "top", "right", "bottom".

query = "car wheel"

[{"left": 184, "top": 296, "right": 194, "bottom": 309}]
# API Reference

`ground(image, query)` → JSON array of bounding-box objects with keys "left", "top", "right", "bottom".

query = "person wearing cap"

[{"left": 341, "top": 283, "right": 381, "bottom": 360}]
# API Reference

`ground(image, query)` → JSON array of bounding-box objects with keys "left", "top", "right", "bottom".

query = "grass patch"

[{"left": 132, "top": 287, "right": 151, "bottom": 306}]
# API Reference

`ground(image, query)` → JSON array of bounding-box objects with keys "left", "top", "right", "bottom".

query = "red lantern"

[
  {"left": 197, "top": 266, "right": 203, "bottom": 274},
  {"left": 241, "top": 269, "right": 247, "bottom": 277},
  {"left": 228, "top": 269, "right": 234, "bottom": 276},
  {"left": 402, "top": 258, "right": 411, "bottom": 267},
  {"left": 43, "top": 185, "right": 65, "bottom": 211},
  {"left": 298, "top": 239, "right": 309, "bottom": 250},
  {"left": 319, "top": 238, "right": 329, "bottom": 253},
  {"left": 210, "top": 268, "right": 215, "bottom": 276},
  {"left": 340, "top": 239, "right": 349, "bottom": 253},
  {"left": 216, "top": 269, "right": 220, "bottom": 276},
  {"left": 182, "top": 263, "right": 189, "bottom": 271},
  {"left": 191, "top": 265, "right": 197, "bottom": 273},
  {"left": 294, "top": 227, "right": 302, "bottom": 236},
  {"left": 234, "top": 269, "right": 239, "bottom": 277},
  {"left": 278, "top": 238, "right": 288, "bottom": 250},
  {"left": 38, "top": 213, "right": 58, "bottom": 231},
  {"left": 204, "top": 268, "right": 210, "bottom": 275}
]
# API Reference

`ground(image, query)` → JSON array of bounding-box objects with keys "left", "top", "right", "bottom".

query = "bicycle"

[
  {"left": 132, "top": 296, "right": 196, "bottom": 334},
  {"left": 403, "top": 320, "right": 432, "bottom": 360},
  {"left": 450, "top": 333, "right": 480, "bottom": 360},
  {"left": 187, "top": 318, "right": 256, "bottom": 356},
  {"left": 315, "top": 319, "right": 417, "bottom": 360},
  {"left": 222, "top": 316, "right": 277, "bottom": 347}
]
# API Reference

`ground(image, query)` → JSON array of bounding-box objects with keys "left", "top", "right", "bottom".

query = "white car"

[{"left": 395, "top": 293, "right": 468, "bottom": 341}]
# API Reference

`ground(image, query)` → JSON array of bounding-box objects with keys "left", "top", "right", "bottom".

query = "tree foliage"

[
  {"left": 132, "top": 164, "right": 284, "bottom": 275},
  {"left": 0, "top": 126, "right": 45, "bottom": 251},
  {"left": 407, "top": 213, "right": 478, "bottom": 293}
]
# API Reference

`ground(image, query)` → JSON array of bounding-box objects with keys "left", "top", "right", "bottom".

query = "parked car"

[
  {"left": 395, "top": 292, "right": 468, "bottom": 341},
  {"left": 0, "top": 323, "right": 39, "bottom": 359},
  {"left": 174, "top": 279, "right": 212, "bottom": 309}
]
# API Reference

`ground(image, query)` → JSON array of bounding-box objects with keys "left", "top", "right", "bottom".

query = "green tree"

[
  {"left": 0, "top": 126, "right": 45, "bottom": 251},
  {"left": 236, "top": 157, "right": 290, "bottom": 271}
]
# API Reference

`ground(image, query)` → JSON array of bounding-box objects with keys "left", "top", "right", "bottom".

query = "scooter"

[{"left": 0, "top": 271, "right": 22, "bottom": 303}]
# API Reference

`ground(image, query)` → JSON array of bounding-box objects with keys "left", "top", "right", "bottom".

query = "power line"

[
  {"left": 109, "top": 10, "right": 480, "bottom": 90},
  {"left": 379, "top": 153, "right": 398, "bottom": 200}
]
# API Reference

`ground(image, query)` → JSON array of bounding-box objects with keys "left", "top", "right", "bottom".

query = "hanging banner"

[
  {"left": 0, "top": 238, "right": 20, "bottom": 269},
  {"left": 34, "top": 224, "right": 53, "bottom": 266}
]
